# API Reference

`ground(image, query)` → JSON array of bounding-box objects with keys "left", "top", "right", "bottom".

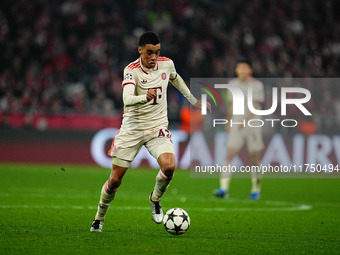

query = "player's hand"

[
  {"left": 146, "top": 89, "right": 157, "bottom": 101},
  {"left": 194, "top": 101, "right": 212, "bottom": 113}
]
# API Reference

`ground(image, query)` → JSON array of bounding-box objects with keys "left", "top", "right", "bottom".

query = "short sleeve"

[{"left": 122, "top": 68, "right": 136, "bottom": 87}]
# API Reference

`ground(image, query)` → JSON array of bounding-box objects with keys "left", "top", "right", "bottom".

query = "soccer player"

[
  {"left": 90, "top": 31, "right": 211, "bottom": 232},
  {"left": 214, "top": 58, "right": 264, "bottom": 200}
]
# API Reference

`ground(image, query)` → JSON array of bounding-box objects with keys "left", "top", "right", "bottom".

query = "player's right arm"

[
  {"left": 122, "top": 67, "right": 156, "bottom": 107},
  {"left": 123, "top": 84, "right": 156, "bottom": 106}
]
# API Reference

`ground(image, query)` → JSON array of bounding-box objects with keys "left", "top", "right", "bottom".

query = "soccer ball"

[{"left": 163, "top": 208, "right": 190, "bottom": 235}]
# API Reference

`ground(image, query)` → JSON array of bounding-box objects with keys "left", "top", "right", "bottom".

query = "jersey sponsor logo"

[
  {"left": 150, "top": 86, "right": 162, "bottom": 105},
  {"left": 141, "top": 79, "right": 147, "bottom": 84},
  {"left": 124, "top": 73, "right": 133, "bottom": 81},
  {"left": 161, "top": 72, "right": 167, "bottom": 80}
]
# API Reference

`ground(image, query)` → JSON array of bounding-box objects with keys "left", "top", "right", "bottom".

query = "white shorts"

[
  {"left": 108, "top": 127, "right": 175, "bottom": 167},
  {"left": 227, "top": 126, "right": 264, "bottom": 153}
]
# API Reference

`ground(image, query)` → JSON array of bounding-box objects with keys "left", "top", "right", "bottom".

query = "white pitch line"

[
  {"left": 0, "top": 203, "right": 312, "bottom": 212},
  {"left": 0, "top": 191, "right": 312, "bottom": 211},
  {"left": 0, "top": 190, "right": 313, "bottom": 212},
  {"left": 0, "top": 192, "right": 313, "bottom": 206}
]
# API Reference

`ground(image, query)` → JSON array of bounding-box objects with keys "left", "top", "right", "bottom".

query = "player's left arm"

[{"left": 170, "top": 73, "right": 211, "bottom": 112}]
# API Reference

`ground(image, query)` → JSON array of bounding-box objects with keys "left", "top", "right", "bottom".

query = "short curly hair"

[{"left": 139, "top": 31, "right": 161, "bottom": 46}]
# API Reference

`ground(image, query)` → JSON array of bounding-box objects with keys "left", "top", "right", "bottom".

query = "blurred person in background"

[{"left": 214, "top": 58, "right": 264, "bottom": 200}]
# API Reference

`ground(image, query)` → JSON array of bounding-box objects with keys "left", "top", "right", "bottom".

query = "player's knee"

[
  {"left": 226, "top": 148, "right": 237, "bottom": 162},
  {"left": 250, "top": 155, "right": 261, "bottom": 166},
  {"left": 227, "top": 155, "right": 233, "bottom": 162},
  {"left": 108, "top": 175, "right": 123, "bottom": 189},
  {"left": 161, "top": 162, "right": 175, "bottom": 178}
]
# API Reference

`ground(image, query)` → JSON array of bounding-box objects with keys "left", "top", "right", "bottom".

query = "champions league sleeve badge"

[{"left": 124, "top": 73, "right": 133, "bottom": 81}]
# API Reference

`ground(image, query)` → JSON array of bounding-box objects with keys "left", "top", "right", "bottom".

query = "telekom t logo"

[
  {"left": 201, "top": 84, "right": 312, "bottom": 116},
  {"left": 150, "top": 86, "right": 162, "bottom": 105}
]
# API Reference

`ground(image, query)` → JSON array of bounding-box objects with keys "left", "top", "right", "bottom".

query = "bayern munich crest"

[{"left": 161, "top": 73, "right": 167, "bottom": 80}]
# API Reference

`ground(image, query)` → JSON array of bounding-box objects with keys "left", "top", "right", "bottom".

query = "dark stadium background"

[
  {"left": 1, "top": 2, "right": 340, "bottom": 255},
  {"left": 0, "top": 0, "right": 340, "bottom": 166}
]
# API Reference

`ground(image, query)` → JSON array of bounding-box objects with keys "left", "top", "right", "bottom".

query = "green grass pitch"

[{"left": 0, "top": 163, "right": 340, "bottom": 255}]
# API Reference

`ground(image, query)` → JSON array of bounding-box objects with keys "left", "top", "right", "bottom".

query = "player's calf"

[
  {"left": 150, "top": 169, "right": 173, "bottom": 224},
  {"left": 90, "top": 180, "right": 117, "bottom": 232},
  {"left": 151, "top": 170, "right": 173, "bottom": 201}
]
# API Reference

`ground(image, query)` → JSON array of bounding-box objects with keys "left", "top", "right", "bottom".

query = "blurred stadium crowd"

[{"left": 0, "top": 0, "right": 340, "bottom": 132}]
